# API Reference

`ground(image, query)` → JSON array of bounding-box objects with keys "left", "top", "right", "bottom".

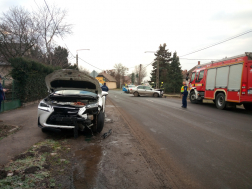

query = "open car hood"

[{"left": 45, "top": 69, "right": 101, "bottom": 94}]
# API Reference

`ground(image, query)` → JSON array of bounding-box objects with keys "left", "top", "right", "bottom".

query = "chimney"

[{"left": 198, "top": 61, "right": 200, "bottom": 65}]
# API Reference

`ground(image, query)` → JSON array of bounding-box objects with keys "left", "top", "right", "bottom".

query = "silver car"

[
  {"left": 130, "top": 85, "right": 163, "bottom": 97},
  {"left": 37, "top": 69, "right": 108, "bottom": 135}
]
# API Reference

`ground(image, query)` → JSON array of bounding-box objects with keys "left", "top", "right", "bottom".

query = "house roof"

[{"left": 98, "top": 72, "right": 116, "bottom": 82}]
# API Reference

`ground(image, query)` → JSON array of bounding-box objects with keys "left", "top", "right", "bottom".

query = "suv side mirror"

[{"left": 102, "top": 91, "right": 108, "bottom": 97}]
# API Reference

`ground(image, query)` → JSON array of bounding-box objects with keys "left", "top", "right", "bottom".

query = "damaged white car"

[{"left": 37, "top": 69, "right": 108, "bottom": 136}]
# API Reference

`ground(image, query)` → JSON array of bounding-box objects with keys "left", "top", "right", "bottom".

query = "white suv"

[{"left": 38, "top": 69, "right": 108, "bottom": 135}]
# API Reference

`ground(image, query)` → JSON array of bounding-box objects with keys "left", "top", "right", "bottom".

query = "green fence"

[{"left": 1, "top": 77, "right": 21, "bottom": 112}]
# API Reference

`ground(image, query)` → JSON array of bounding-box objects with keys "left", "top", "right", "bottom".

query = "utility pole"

[
  {"left": 76, "top": 53, "right": 78, "bottom": 70},
  {"left": 156, "top": 61, "right": 159, "bottom": 89},
  {"left": 139, "top": 64, "right": 142, "bottom": 84},
  {"left": 76, "top": 49, "right": 90, "bottom": 70}
]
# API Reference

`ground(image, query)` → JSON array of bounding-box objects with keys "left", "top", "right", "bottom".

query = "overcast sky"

[{"left": 1, "top": 0, "right": 252, "bottom": 80}]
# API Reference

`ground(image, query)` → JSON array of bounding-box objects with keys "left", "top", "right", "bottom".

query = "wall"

[{"left": 106, "top": 82, "right": 116, "bottom": 89}]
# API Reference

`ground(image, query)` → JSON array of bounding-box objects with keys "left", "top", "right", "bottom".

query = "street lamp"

[
  {"left": 145, "top": 51, "right": 159, "bottom": 88},
  {"left": 76, "top": 49, "right": 90, "bottom": 70}
]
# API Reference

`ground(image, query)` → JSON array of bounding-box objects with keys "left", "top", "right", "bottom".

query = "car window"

[
  {"left": 137, "top": 86, "right": 144, "bottom": 89},
  {"left": 145, "top": 86, "right": 151, "bottom": 90}
]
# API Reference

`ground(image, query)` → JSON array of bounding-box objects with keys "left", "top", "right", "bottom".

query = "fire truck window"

[
  {"left": 191, "top": 72, "right": 196, "bottom": 81},
  {"left": 198, "top": 70, "right": 204, "bottom": 80}
]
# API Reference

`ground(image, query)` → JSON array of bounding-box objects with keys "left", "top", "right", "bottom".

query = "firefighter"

[{"left": 181, "top": 81, "right": 188, "bottom": 108}]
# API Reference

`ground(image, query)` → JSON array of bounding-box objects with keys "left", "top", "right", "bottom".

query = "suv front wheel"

[{"left": 92, "top": 111, "right": 105, "bottom": 133}]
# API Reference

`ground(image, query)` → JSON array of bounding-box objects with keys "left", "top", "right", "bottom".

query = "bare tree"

[
  {"left": 34, "top": 4, "right": 72, "bottom": 65},
  {"left": 114, "top": 63, "right": 128, "bottom": 88},
  {"left": 0, "top": 7, "right": 40, "bottom": 62},
  {"left": 134, "top": 64, "right": 147, "bottom": 85}
]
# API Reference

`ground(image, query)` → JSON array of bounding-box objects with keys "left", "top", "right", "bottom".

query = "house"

[{"left": 96, "top": 71, "right": 117, "bottom": 89}]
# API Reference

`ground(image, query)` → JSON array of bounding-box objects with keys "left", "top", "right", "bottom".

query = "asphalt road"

[{"left": 108, "top": 90, "right": 252, "bottom": 189}]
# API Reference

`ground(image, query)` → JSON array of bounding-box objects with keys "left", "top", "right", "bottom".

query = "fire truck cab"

[{"left": 189, "top": 52, "right": 252, "bottom": 110}]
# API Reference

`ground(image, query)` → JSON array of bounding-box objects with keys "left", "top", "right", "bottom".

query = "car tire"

[
  {"left": 243, "top": 103, "right": 252, "bottom": 111},
  {"left": 189, "top": 90, "right": 198, "bottom": 103},
  {"left": 134, "top": 92, "right": 139, "bottom": 97},
  {"left": 216, "top": 93, "right": 226, "bottom": 110},
  {"left": 153, "top": 93, "right": 159, "bottom": 97},
  {"left": 92, "top": 111, "right": 105, "bottom": 133}
]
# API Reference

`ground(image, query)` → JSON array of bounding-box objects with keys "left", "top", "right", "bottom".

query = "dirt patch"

[
  {"left": 0, "top": 123, "right": 19, "bottom": 140},
  {"left": 36, "top": 145, "right": 52, "bottom": 154},
  {"left": 0, "top": 170, "right": 7, "bottom": 180},
  {"left": 24, "top": 166, "right": 40, "bottom": 174},
  {"left": 12, "top": 151, "right": 34, "bottom": 161}
]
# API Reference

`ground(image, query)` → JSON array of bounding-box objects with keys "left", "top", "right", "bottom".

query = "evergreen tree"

[
  {"left": 150, "top": 43, "right": 171, "bottom": 86},
  {"left": 165, "top": 52, "right": 182, "bottom": 93},
  {"left": 131, "top": 73, "right": 135, "bottom": 84}
]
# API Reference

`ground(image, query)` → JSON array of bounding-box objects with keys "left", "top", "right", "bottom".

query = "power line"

[
  {"left": 78, "top": 56, "right": 103, "bottom": 71},
  {"left": 180, "top": 30, "right": 252, "bottom": 57}
]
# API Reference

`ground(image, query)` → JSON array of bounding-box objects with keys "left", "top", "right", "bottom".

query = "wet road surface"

[{"left": 108, "top": 90, "right": 252, "bottom": 189}]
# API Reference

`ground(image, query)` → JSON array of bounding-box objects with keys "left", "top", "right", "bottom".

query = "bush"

[{"left": 9, "top": 57, "right": 56, "bottom": 103}]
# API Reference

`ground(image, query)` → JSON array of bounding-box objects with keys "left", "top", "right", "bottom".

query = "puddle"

[{"left": 73, "top": 145, "right": 102, "bottom": 189}]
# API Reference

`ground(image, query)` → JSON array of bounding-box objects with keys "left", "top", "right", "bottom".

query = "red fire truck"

[{"left": 189, "top": 52, "right": 252, "bottom": 110}]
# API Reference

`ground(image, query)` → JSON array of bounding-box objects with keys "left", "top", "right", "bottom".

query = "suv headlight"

[
  {"left": 86, "top": 103, "right": 98, "bottom": 109},
  {"left": 38, "top": 101, "right": 51, "bottom": 112}
]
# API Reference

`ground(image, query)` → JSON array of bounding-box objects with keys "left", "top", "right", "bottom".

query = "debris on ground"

[{"left": 101, "top": 129, "right": 112, "bottom": 139}]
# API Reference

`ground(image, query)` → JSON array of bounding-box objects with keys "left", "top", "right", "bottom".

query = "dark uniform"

[
  {"left": 0, "top": 81, "right": 6, "bottom": 112},
  {"left": 101, "top": 83, "right": 109, "bottom": 92},
  {"left": 181, "top": 84, "right": 188, "bottom": 108}
]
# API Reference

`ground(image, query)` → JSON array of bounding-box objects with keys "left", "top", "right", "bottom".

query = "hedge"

[{"left": 9, "top": 57, "right": 57, "bottom": 103}]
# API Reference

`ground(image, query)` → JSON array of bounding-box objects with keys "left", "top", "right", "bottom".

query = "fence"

[{"left": 1, "top": 77, "right": 21, "bottom": 112}]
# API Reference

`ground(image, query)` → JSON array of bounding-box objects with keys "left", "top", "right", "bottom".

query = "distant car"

[
  {"left": 37, "top": 69, "right": 108, "bottom": 135},
  {"left": 122, "top": 85, "right": 136, "bottom": 93},
  {"left": 129, "top": 85, "right": 163, "bottom": 97}
]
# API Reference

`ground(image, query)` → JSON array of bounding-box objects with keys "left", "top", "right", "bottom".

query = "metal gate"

[{"left": 1, "top": 77, "right": 21, "bottom": 112}]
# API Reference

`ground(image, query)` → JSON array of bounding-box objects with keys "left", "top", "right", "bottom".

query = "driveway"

[{"left": 0, "top": 104, "right": 47, "bottom": 166}]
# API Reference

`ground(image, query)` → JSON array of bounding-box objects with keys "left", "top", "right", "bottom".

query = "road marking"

[{"left": 146, "top": 99, "right": 153, "bottom": 102}]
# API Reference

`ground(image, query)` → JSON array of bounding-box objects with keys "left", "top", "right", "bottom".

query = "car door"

[
  {"left": 144, "top": 86, "right": 154, "bottom": 96},
  {"left": 137, "top": 86, "right": 145, "bottom": 95}
]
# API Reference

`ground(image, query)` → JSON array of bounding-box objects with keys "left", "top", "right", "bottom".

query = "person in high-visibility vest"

[{"left": 181, "top": 82, "right": 188, "bottom": 108}]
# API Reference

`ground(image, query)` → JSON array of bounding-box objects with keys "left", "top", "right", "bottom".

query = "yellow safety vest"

[{"left": 181, "top": 85, "right": 188, "bottom": 93}]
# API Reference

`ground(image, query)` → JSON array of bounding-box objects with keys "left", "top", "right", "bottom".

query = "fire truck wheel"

[
  {"left": 216, "top": 93, "right": 226, "bottom": 110},
  {"left": 134, "top": 92, "right": 139, "bottom": 97},
  {"left": 189, "top": 91, "right": 197, "bottom": 103},
  {"left": 243, "top": 103, "right": 252, "bottom": 111}
]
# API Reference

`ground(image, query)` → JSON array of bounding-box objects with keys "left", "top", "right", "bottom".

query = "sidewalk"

[{"left": 0, "top": 104, "right": 47, "bottom": 166}]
